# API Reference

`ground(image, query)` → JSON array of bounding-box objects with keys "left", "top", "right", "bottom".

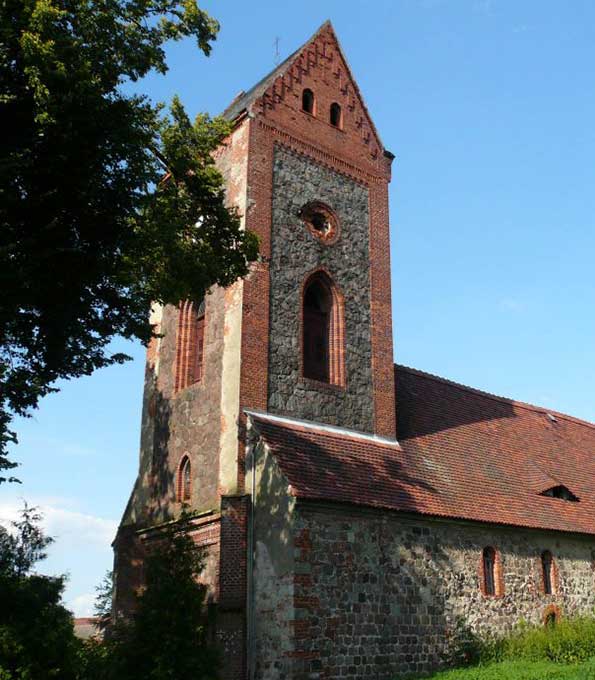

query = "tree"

[
  {"left": 0, "top": 504, "right": 81, "bottom": 679},
  {"left": 0, "top": 0, "right": 259, "bottom": 479},
  {"left": 93, "top": 569, "right": 114, "bottom": 633},
  {"left": 103, "top": 519, "right": 218, "bottom": 679}
]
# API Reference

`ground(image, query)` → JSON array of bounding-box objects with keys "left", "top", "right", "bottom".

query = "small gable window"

[
  {"left": 177, "top": 455, "right": 192, "bottom": 503},
  {"left": 541, "top": 485, "right": 579, "bottom": 502},
  {"left": 541, "top": 550, "right": 555, "bottom": 595},
  {"left": 302, "top": 88, "right": 315, "bottom": 115},
  {"left": 330, "top": 102, "right": 342, "bottom": 128}
]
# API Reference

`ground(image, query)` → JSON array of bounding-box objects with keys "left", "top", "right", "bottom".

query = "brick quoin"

[{"left": 218, "top": 495, "right": 250, "bottom": 680}]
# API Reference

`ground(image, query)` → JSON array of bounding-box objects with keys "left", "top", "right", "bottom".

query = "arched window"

[
  {"left": 545, "top": 611, "right": 557, "bottom": 628},
  {"left": 330, "top": 102, "right": 342, "bottom": 128},
  {"left": 302, "top": 88, "right": 315, "bottom": 115},
  {"left": 482, "top": 547, "right": 496, "bottom": 595},
  {"left": 543, "top": 605, "right": 560, "bottom": 628},
  {"left": 541, "top": 550, "right": 555, "bottom": 595},
  {"left": 174, "top": 299, "right": 205, "bottom": 392},
  {"left": 177, "top": 455, "right": 192, "bottom": 503},
  {"left": 302, "top": 271, "right": 345, "bottom": 386}
]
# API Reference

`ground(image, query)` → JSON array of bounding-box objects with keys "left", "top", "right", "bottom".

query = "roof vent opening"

[{"left": 540, "top": 485, "right": 579, "bottom": 502}]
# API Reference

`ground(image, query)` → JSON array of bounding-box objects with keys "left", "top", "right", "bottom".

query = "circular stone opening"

[{"left": 300, "top": 202, "right": 339, "bottom": 244}]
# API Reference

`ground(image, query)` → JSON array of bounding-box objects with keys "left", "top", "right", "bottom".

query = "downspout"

[{"left": 246, "top": 422, "right": 257, "bottom": 680}]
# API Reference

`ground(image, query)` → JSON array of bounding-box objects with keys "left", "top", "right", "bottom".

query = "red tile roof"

[{"left": 248, "top": 366, "right": 595, "bottom": 535}]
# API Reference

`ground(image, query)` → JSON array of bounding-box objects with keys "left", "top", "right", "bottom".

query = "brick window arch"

[
  {"left": 177, "top": 455, "right": 192, "bottom": 503},
  {"left": 174, "top": 299, "right": 205, "bottom": 392},
  {"left": 541, "top": 550, "right": 558, "bottom": 595},
  {"left": 480, "top": 546, "right": 504, "bottom": 597},
  {"left": 302, "top": 271, "right": 345, "bottom": 386},
  {"left": 543, "top": 604, "right": 561, "bottom": 628},
  {"left": 330, "top": 102, "right": 342, "bottom": 128},
  {"left": 302, "top": 88, "right": 315, "bottom": 115}
]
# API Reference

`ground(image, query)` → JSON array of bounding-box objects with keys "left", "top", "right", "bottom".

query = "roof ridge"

[
  {"left": 245, "top": 409, "right": 401, "bottom": 448},
  {"left": 395, "top": 364, "right": 595, "bottom": 431}
]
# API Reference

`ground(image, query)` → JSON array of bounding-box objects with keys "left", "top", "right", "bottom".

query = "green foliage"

[
  {"left": 82, "top": 517, "right": 219, "bottom": 679},
  {"left": 93, "top": 570, "right": 113, "bottom": 631},
  {"left": 494, "top": 615, "right": 595, "bottom": 665},
  {"left": 0, "top": 0, "right": 259, "bottom": 479},
  {"left": 419, "top": 658, "right": 595, "bottom": 679},
  {"left": 416, "top": 615, "right": 595, "bottom": 679},
  {"left": 0, "top": 504, "right": 81, "bottom": 679}
]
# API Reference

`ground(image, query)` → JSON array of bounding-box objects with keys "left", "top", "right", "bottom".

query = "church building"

[{"left": 113, "top": 22, "right": 595, "bottom": 680}]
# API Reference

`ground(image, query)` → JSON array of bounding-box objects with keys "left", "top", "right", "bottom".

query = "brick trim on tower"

[{"left": 218, "top": 495, "right": 250, "bottom": 680}]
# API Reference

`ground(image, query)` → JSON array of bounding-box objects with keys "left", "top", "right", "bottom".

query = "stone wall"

[
  {"left": 254, "top": 497, "right": 595, "bottom": 679},
  {"left": 268, "top": 145, "right": 375, "bottom": 433}
]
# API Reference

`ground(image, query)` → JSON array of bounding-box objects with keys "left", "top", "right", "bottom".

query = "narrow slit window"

[
  {"left": 330, "top": 102, "right": 342, "bottom": 128},
  {"left": 542, "top": 551, "right": 554, "bottom": 595},
  {"left": 482, "top": 546, "right": 496, "bottom": 596},
  {"left": 302, "top": 88, "right": 315, "bottom": 115},
  {"left": 178, "top": 456, "right": 192, "bottom": 503}
]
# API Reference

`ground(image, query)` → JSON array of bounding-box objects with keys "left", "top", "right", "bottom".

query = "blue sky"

[{"left": 3, "top": 0, "right": 595, "bottom": 615}]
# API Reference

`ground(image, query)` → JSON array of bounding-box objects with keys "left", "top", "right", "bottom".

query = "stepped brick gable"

[{"left": 113, "top": 21, "right": 595, "bottom": 680}]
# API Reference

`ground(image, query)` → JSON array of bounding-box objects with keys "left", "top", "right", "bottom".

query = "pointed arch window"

[
  {"left": 541, "top": 550, "right": 555, "bottom": 595},
  {"left": 330, "top": 102, "right": 342, "bottom": 128},
  {"left": 302, "top": 271, "right": 345, "bottom": 386},
  {"left": 302, "top": 88, "right": 315, "bottom": 115},
  {"left": 177, "top": 455, "right": 192, "bottom": 503},
  {"left": 175, "top": 299, "right": 205, "bottom": 392}
]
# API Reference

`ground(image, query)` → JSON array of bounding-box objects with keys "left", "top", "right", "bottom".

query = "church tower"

[{"left": 113, "top": 21, "right": 396, "bottom": 680}]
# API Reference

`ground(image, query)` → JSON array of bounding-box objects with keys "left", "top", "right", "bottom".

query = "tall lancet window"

[
  {"left": 302, "top": 271, "right": 345, "bottom": 386},
  {"left": 174, "top": 299, "right": 206, "bottom": 392},
  {"left": 177, "top": 455, "right": 192, "bottom": 503},
  {"left": 541, "top": 550, "right": 555, "bottom": 595}
]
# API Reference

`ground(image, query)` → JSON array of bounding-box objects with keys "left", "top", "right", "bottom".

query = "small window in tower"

[
  {"left": 178, "top": 455, "right": 192, "bottom": 503},
  {"left": 299, "top": 202, "right": 339, "bottom": 244},
  {"left": 541, "top": 550, "right": 555, "bottom": 595},
  {"left": 302, "top": 271, "right": 345, "bottom": 387},
  {"left": 302, "top": 88, "right": 315, "bottom": 115},
  {"left": 330, "top": 102, "right": 342, "bottom": 128},
  {"left": 540, "top": 485, "right": 579, "bottom": 502}
]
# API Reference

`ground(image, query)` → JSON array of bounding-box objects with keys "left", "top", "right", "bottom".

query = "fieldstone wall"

[
  {"left": 268, "top": 145, "right": 374, "bottom": 433},
  {"left": 255, "top": 500, "right": 595, "bottom": 679}
]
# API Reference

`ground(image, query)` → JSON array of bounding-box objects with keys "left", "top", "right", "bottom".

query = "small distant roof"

[{"left": 247, "top": 366, "right": 595, "bottom": 536}]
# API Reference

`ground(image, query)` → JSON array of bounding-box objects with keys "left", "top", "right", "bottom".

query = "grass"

[
  {"left": 423, "top": 658, "right": 595, "bottom": 679},
  {"left": 415, "top": 615, "right": 595, "bottom": 679}
]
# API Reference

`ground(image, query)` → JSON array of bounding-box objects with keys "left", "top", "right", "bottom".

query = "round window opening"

[{"left": 300, "top": 202, "right": 339, "bottom": 244}]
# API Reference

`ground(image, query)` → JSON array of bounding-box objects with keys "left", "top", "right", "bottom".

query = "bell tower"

[
  {"left": 234, "top": 20, "right": 396, "bottom": 442},
  {"left": 113, "top": 21, "right": 396, "bottom": 680}
]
